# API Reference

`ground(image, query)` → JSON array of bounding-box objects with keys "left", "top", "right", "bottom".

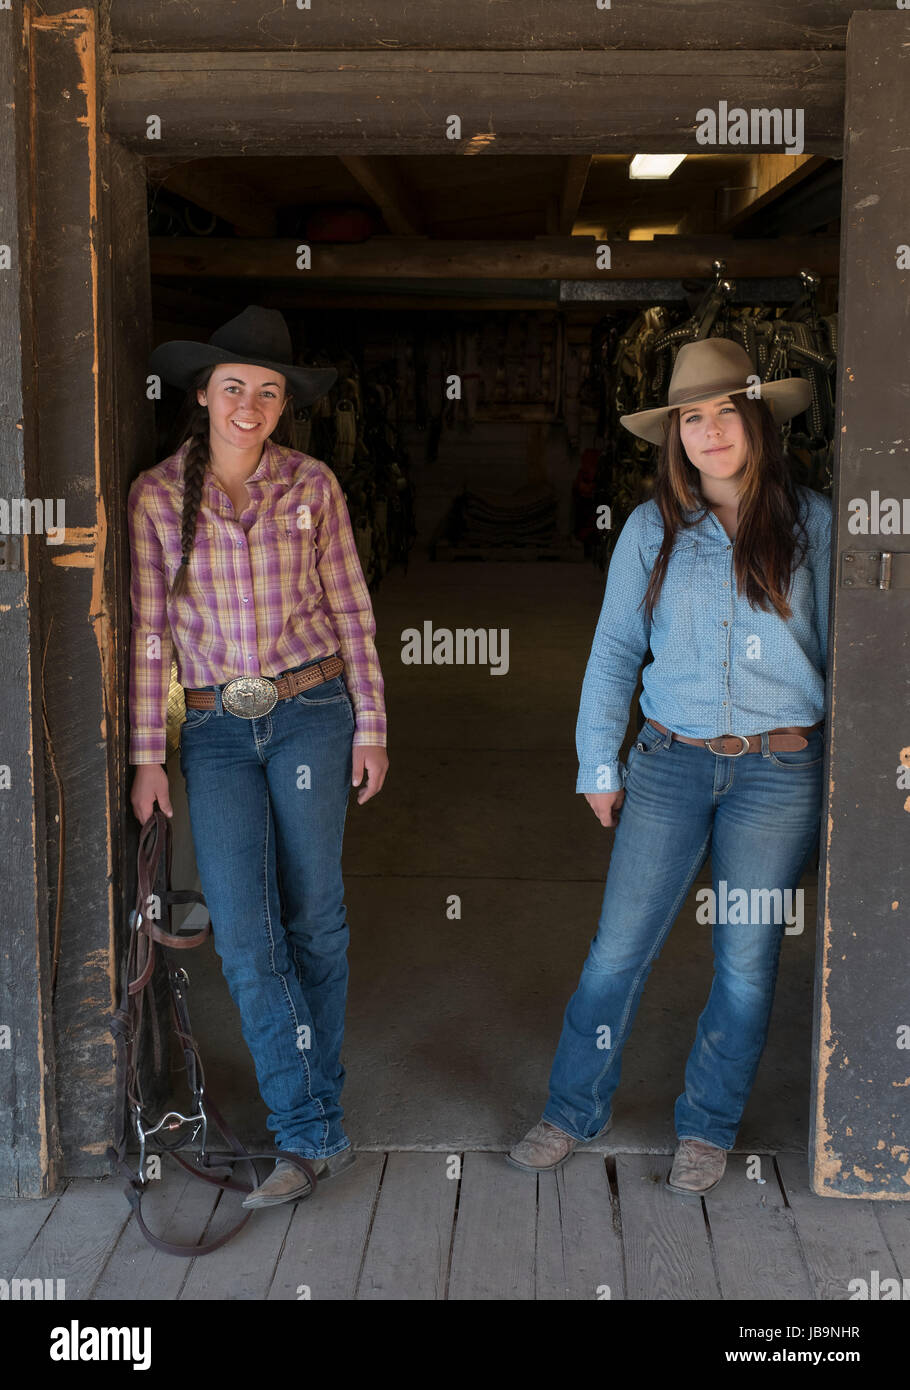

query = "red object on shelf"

[{"left": 303, "top": 206, "right": 377, "bottom": 242}]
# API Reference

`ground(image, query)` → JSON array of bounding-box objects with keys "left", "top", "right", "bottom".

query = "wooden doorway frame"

[{"left": 4, "top": 5, "right": 907, "bottom": 1198}]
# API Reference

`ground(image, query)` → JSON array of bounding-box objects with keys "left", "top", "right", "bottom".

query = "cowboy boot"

[
  {"left": 666, "top": 1138, "right": 727, "bottom": 1196},
  {"left": 506, "top": 1115, "right": 613, "bottom": 1174},
  {"left": 242, "top": 1147, "right": 357, "bottom": 1208}
]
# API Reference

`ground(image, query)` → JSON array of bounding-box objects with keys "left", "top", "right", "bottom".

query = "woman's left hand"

[{"left": 352, "top": 745, "right": 389, "bottom": 804}]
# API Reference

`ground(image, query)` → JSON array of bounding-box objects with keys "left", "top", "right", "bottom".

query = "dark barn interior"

[{"left": 145, "top": 150, "right": 840, "bottom": 1155}]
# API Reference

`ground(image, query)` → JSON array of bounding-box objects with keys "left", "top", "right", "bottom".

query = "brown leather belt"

[
  {"left": 184, "top": 654, "right": 345, "bottom": 718},
  {"left": 646, "top": 717, "right": 824, "bottom": 756}
]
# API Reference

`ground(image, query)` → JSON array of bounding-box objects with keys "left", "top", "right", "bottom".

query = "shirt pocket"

[
  {"left": 644, "top": 535, "right": 699, "bottom": 633},
  {"left": 266, "top": 517, "right": 316, "bottom": 595},
  {"left": 172, "top": 519, "right": 217, "bottom": 582}
]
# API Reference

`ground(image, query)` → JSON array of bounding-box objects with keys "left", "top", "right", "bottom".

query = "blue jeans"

[
  {"left": 544, "top": 718, "right": 824, "bottom": 1151},
  {"left": 178, "top": 656, "right": 355, "bottom": 1159}
]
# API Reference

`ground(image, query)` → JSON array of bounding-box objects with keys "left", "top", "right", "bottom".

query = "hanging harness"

[{"left": 107, "top": 808, "right": 319, "bottom": 1256}]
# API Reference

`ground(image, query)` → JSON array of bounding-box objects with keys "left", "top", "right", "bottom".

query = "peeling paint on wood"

[
  {"left": 802, "top": 12, "right": 909, "bottom": 1200},
  {"left": 0, "top": 0, "right": 65, "bottom": 1198},
  {"left": 28, "top": 6, "right": 120, "bottom": 1180}
]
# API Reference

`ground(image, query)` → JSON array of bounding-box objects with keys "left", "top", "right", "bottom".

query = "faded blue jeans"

[
  {"left": 179, "top": 656, "right": 355, "bottom": 1159},
  {"left": 544, "top": 718, "right": 824, "bottom": 1151}
]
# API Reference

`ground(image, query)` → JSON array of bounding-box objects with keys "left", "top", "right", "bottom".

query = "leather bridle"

[{"left": 107, "top": 808, "right": 318, "bottom": 1256}]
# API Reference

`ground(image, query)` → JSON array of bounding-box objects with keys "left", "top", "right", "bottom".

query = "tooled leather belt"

[
  {"left": 184, "top": 654, "right": 344, "bottom": 719},
  {"left": 646, "top": 717, "right": 824, "bottom": 756}
]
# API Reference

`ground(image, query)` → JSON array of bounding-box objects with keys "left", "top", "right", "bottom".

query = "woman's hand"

[
  {"left": 131, "top": 764, "right": 173, "bottom": 824},
  {"left": 352, "top": 745, "right": 389, "bottom": 804},
  {"left": 584, "top": 788, "right": 625, "bottom": 829}
]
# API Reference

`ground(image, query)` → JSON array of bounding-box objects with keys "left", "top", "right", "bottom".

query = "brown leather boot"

[
  {"left": 506, "top": 1116, "right": 613, "bottom": 1174},
  {"left": 666, "top": 1138, "right": 727, "bottom": 1196},
  {"left": 242, "top": 1147, "right": 356, "bottom": 1208}
]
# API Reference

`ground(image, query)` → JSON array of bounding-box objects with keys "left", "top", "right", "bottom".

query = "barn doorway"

[{"left": 132, "top": 150, "right": 839, "bottom": 1157}]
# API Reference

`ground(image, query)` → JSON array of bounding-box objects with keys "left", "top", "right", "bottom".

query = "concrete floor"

[{"left": 169, "top": 553, "right": 819, "bottom": 1156}]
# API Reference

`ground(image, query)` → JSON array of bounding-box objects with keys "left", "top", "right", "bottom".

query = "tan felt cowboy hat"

[
  {"left": 148, "top": 304, "right": 338, "bottom": 406},
  {"left": 620, "top": 337, "right": 813, "bottom": 446}
]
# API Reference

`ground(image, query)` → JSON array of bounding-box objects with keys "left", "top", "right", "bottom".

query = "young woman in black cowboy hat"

[
  {"left": 507, "top": 337, "right": 832, "bottom": 1197},
  {"left": 128, "top": 305, "right": 388, "bottom": 1207}
]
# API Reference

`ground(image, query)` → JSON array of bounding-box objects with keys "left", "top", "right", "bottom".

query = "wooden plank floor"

[{"left": 3, "top": 1150, "right": 908, "bottom": 1301}]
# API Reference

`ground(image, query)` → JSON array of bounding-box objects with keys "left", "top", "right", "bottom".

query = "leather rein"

[{"left": 107, "top": 808, "right": 318, "bottom": 1256}]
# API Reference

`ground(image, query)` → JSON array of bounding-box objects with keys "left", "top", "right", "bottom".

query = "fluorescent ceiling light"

[{"left": 629, "top": 155, "right": 686, "bottom": 179}]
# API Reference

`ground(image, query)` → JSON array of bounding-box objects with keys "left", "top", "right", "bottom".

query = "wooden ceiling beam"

[
  {"left": 107, "top": 52, "right": 844, "bottom": 157},
  {"left": 149, "top": 234, "right": 840, "bottom": 280},
  {"left": 713, "top": 153, "right": 829, "bottom": 233},
  {"left": 110, "top": 1, "right": 864, "bottom": 52},
  {"left": 337, "top": 156, "right": 426, "bottom": 236},
  {"left": 558, "top": 156, "right": 592, "bottom": 235},
  {"left": 146, "top": 159, "right": 278, "bottom": 236}
]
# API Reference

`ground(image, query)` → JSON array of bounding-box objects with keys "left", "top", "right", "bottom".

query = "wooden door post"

[
  {"left": 810, "top": 11, "right": 910, "bottom": 1198},
  {"left": 0, "top": 4, "right": 153, "bottom": 1189},
  {"left": 0, "top": 4, "right": 60, "bottom": 1196}
]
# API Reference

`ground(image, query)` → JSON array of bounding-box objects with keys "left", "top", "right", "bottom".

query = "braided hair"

[{"left": 167, "top": 365, "right": 296, "bottom": 600}]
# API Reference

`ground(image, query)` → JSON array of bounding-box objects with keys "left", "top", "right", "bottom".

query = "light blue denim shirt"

[{"left": 576, "top": 485, "right": 832, "bottom": 794}]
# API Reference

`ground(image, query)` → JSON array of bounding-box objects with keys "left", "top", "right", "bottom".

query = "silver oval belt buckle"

[
  {"left": 221, "top": 675, "right": 278, "bottom": 719},
  {"left": 705, "top": 733, "right": 751, "bottom": 758}
]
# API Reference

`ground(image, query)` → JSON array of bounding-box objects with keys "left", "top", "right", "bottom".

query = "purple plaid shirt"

[{"left": 127, "top": 437, "right": 386, "bottom": 764}]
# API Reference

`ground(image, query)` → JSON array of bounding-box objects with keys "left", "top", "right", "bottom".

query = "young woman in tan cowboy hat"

[
  {"left": 127, "top": 305, "right": 388, "bottom": 1208},
  {"left": 508, "top": 336, "right": 831, "bottom": 1196}
]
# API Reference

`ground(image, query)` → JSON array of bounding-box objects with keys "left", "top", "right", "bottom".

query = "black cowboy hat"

[{"left": 148, "top": 305, "right": 337, "bottom": 406}]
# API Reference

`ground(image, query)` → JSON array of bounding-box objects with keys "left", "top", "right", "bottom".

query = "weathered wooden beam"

[
  {"left": 716, "top": 153, "right": 828, "bottom": 232},
  {"left": 559, "top": 157, "right": 592, "bottom": 236},
  {"left": 0, "top": 0, "right": 62, "bottom": 1200},
  {"left": 151, "top": 276, "right": 833, "bottom": 315},
  {"left": 106, "top": 51, "right": 845, "bottom": 157},
  {"left": 30, "top": 8, "right": 119, "bottom": 1178},
  {"left": 147, "top": 159, "right": 278, "bottom": 237},
  {"left": 338, "top": 157, "right": 425, "bottom": 236},
  {"left": 809, "top": 11, "right": 910, "bottom": 1200},
  {"left": 149, "top": 234, "right": 840, "bottom": 281},
  {"left": 152, "top": 278, "right": 568, "bottom": 315},
  {"left": 755, "top": 164, "right": 844, "bottom": 239},
  {"left": 100, "top": 139, "right": 161, "bottom": 1159},
  {"left": 108, "top": 1, "right": 884, "bottom": 52}
]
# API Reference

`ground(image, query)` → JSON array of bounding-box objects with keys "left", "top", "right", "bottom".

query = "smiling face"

[
  {"left": 677, "top": 394, "right": 748, "bottom": 486},
  {"left": 197, "top": 362, "right": 288, "bottom": 454}
]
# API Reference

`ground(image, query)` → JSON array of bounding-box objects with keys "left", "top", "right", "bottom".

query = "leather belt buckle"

[
  {"left": 705, "top": 733, "right": 751, "bottom": 758},
  {"left": 221, "top": 675, "right": 278, "bottom": 719}
]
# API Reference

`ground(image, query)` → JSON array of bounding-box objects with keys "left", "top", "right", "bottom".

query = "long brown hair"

[
  {"left": 639, "top": 392, "right": 810, "bottom": 625},
  {"left": 167, "top": 365, "right": 297, "bottom": 599}
]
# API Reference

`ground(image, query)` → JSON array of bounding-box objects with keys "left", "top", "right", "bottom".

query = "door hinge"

[
  {"left": 840, "top": 549, "right": 910, "bottom": 590},
  {"left": 0, "top": 535, "right": 23, "bottom": 571}
]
